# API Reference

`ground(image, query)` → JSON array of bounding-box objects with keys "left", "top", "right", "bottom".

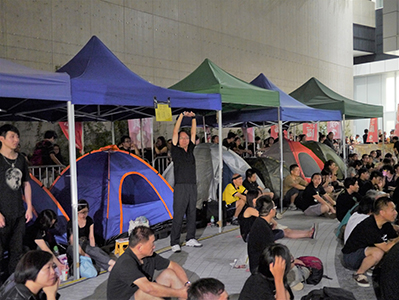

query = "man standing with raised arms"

[{"left": 171, "top": 112, "right": 202, "bottom": 253}]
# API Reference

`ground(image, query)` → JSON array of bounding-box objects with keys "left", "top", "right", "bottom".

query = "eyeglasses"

[{"left": 78, "top": 210, "right": 89, "bottom": 215}]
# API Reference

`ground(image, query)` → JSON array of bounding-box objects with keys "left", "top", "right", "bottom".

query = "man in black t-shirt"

[
  {"left": 336, "top": 177, "right": 360, "bottom": 222},
  {"left": 222, "top": 132, "right": 236, "bottom": 150},
  {"left": 170, "top": 112, "right": 202, "bottom": 253},
  {"left": 242, "top": 168, "right": 274, "bottom": 198},
  {"left": 393, "top": 136, "right": 399, "bottom": 158},
  {"left": 107, "top": 226, "right": 189, "bottom": 300},
  {"left": 296, "top": 173, "right": 336, "bottom": 216},
  {"left": 342, "top": 197, "right": 399, "bottom": 288},
  {"left": 0, "top": 124, "right": 32, "bottom": 282},
  {"left": 359, "top": 170, "right": 383, "bottom": 196}
]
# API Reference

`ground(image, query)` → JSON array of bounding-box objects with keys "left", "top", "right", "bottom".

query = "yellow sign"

[{"left": 155, "top": 103, "right": 172, "bottom": 121}]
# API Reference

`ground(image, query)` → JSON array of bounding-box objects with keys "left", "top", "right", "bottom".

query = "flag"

[
  {"left": 59, "top": 122, "right": 83, "bottom": 153},
  {"left": 367, "top": 118, "right": 378, "bottom": 143},
  {"left": 303, "top": 123, "right": 318, "bottom": 141},
  {"left": 327, "top": 121, "right": 342, "bottom": 139},
  {"left": 128, "top": 118, "right": 153, "bottom": 149}
]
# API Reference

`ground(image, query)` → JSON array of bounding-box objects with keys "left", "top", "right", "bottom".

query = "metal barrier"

[
  {"left": 29, "top": 165, "right": 65, "bottom": 188},
  {"left": 152, "top": 156, "right": 171, "bottom": 174}
]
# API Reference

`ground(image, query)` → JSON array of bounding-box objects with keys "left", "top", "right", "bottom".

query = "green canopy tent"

[
  {"left": 170, "top": 58, "right": 281, "bottom": 225},
  {"left": 290, "top": 77, "right": 384, "bottom": 175}
]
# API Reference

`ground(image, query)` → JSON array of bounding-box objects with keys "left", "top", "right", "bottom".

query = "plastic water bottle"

[
  {"left": 210, "top": 216, "right": 215, "bottom": 227},
  {"left": 53, "top": 245, "right": 59, "bottom": 256}
]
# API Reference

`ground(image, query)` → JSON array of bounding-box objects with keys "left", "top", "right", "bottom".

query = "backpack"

[
  {"left": 30, "top": 141, "right": 45, "bottom": 166},
  {"left": 296, "top": 256, "right": 329, "bottom": 285},
  {"left": 301, "top": 287, "right": 356, "bottom": 300}
]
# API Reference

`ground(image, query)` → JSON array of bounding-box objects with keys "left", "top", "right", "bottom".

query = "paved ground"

[{"left": 58, "top": 210, "right": 377, "bottom": 299}]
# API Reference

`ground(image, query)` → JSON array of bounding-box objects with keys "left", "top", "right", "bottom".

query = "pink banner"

[
  {"left": 59, "top": 122, "right": 83, "bottom": 152},
  {"left": 395, "top": 104, "right": 399, "bottom": 136},
  {"left": 327, "top": 121, "right": 342, "bottom": 139},
  {"left": 246, "top": 127, "right": 254, "bottom": 143},
  {"left": 270, "top": 125, "right": 278, "bottom": 139},
  {"left": 367, "top": 118, "right": 378, "bottom": 143},
  {"left": 128, "top": 118, "right": 153, "bottom": 149},
  {"left": 302, "top": 123, "right": 318, "bottom": 141}
]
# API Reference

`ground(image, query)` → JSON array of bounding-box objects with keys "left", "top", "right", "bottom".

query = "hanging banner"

[
  {"left": 59, "top": 122, "right": 83, "bottom": 152},
  {"left": 395, "top": 104, "right": 399, "bottom": 136},
  {"left": 246, "top": 127, "right": 254, "bottom": 143},
  {"left": 327, "top": 121, "right": 342, "bottom": 139},
  {"left": 270, "top": 125, "right": 278, "bottom": 139},
  {"left": 303, "top": 123, "right": 318, "bottom": 141},
  {"left": 128, "top": 118, "right": 153, "bottom": 149},
  {"left": 367, "top": 118, "right": 378, "bottom": 143}
]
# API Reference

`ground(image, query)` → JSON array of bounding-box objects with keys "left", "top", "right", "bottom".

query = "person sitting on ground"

[
  {"left": 67, "top": 199, "right": 115, "bottom": 272},
  {"left": 361, "top": 154, "right": 374, "bottom": 170},
  {"left": 239, "top": 244, "right": 294, "bottom": 300},
  {"left": 296, "top": 173, "right": 336, "bottom": 217},
  {"left": 343, "top": 196, "right": 374, "bottom": 244},
  {"left": 323, "top": 132, "right": 335, "bottom": 150},
  {"left": 382, "top": 165, "right": 396, "bottom": 196},
  {"left": 242, "top": 169, "right": 274, "bottom": 199},
  {"left": 320, "top": 169, "right": 335, "bottom": 195},
  {"left": 222, "top": 174, "right": 247, "bottom": 226},
  {"left": 319, "top": 134, "right": 326, "bottom": 143},
  {"left": 239, "top": 191, "right": 316, "bottom": 243},
  {"left": 336, "top": 178, "right": 360, "bottom": 222},
  {"left": 187, "top": 278, "right": 228, "bottom": 300},
  {"left": 347, "top": 160, "right": 362, "bottom": 178},
  {"left": 211, "top": 135, "right": 219, "bottom": 144},
  {"left": 222, "top": 132, "right": 236, "bottom": 150},
  {"left": 356, "top": 168, "right": 370, "bottom": 190},
  {"left": 283, "top": 164, "right": 308, "bottom": 211},
  {"left": 342, "top": 197, "right": 399, "bottom": 287},
  {"left": 376, "top": 242, "right": 399, "bottom": 300},
  {"left": 118, "top": 135, "right": 140, "bottom": 156},
  {"left": 233, "top": 136, "right": 252, "bottom": 157},
  {"left": 359, "top": 170, "right": 384, "bottom": 196},
  {"left": 1, "top": 250, "right": 60, "bottom": 300},
  {"left": 107, "top": 226, "right": 189, "bottom": 300},
  {"left": 24, "top": 209, "right": 65, "bottom": 271}
]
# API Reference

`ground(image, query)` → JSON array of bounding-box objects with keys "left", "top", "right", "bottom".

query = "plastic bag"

[{"left": 80, "top": 256, "right": 97, "bottom": 278}]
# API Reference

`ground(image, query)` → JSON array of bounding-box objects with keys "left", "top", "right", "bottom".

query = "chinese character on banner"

[
  {"left": 367, "top": 118, "right": 379, "bottom": 143},
  {"left": 303, "top": 123, "right": 318, "bottom": 141},
  {"left": 270, "top": 125, "right": 278, "bottom": 139},
  {"left": 128, "top": 118, "right": 153, "bottom": 149},
  {"left": 327, "top": 121, "right": 342, "bottom": 139},
  {"left": 395, "top": 104, "right": 399, "bottom": 136},
  {"left": 58, "top": 122, "right": 83, "bottom": 154}
]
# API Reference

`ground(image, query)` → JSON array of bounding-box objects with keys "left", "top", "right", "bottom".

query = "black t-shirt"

[
  {"left": 67, "top": 216, "right": 93, "bottom": 242},
  {"left": 248, "top": 217, "right": 275, "bottom": 274},
  {"left": 107, "top": 247, "right": 170, "bottom": 300},
  {"left": 35, "top": 140, "right": 55, "bottom": 165},
  {"left": 394, "top": 141, "right": 399, "bottom": 154},
  {"left": 222, "top": 138, "right": 235, "bottom": 150},
  {"left": 336, "top": 190, "right": 359, "bottom": 222},
  {"left": 171, "top": 142, "right": 196, "bottom": 184},
  {"left": 24, "top": 223, "right": 51, "bottom": 251},
  {"left": 0, "top": 153, "right": 29, "bottom": 219},
  {"left": 239, "top": 273, "right": 294, "bottom": 300},
  {"left": 379, "top": 242, "right": 399, "bottom": 300},
  {"left": 242, "top": 179, "right": 259, "bottom": 193},
  {"left": 297, "top": 183, "right": 326, "bottom": 211},
  {"left": 342, "top": 215, "right": 398, "bottom": 254},
  {"left": 238, "top": 205, "right": 256, "bottom": 242},
  {"left": 359, "top": 180, "right": 377, "bottom": 196}
]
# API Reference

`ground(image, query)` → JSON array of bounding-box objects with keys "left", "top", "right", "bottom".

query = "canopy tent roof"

[
  {"left": 55, "top": 36, "right": 221, "bottom": 122},
  {"left": 169, "top": 59, "right": 280, "bottom": 110},
  {"left": 0, "top": 58, "right": 71, "bottom": 121},
  {"left": 289, "top": 77, "right": 383, "bottom": 120}
]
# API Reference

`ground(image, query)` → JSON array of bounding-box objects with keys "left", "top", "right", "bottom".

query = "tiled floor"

[{"left": 58, "top": 210, "right": 377, "bottom": 300}]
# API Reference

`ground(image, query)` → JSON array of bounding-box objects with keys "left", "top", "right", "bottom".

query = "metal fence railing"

[
  {"left": 152, "top": 156, "right": 171, "bottom": 174},
  {"left": 29, "top": 165, "right": 65, "bottom": 188}
]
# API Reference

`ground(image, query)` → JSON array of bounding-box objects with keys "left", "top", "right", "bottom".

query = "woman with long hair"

[
  {"left": 239, "top": 244, "right": 294, "bottom": 300},
  {"left": 2, "top": 250, "right": 59, "bottom": 300}
]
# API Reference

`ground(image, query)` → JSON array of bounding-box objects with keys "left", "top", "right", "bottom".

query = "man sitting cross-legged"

[
  {"left": 222, "top": 173, "right": 247, "bottom": 226},
  {"left": 342, "top": 197, "right": 399, "bottom": 287},
  {"left": 283, "top": 164, "right": 308, "bottom": 211},
  {"left": 107, "top": 226, "right": 190, "bottom": 300}
]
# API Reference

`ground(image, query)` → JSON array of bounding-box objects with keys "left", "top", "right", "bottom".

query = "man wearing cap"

[{"left": 222, "top": 174, "right": 247, "bottom": 225}]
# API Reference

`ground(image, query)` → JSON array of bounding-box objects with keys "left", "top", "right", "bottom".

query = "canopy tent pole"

[
  {"left": 81, "top": 124, "right": 84, "bottom": 155},
  {"left": 382, "top": 115, "right": 385, "bottom": 156},
  {"left": 140, "top": 119, "right": 145, "bottom": 159},
  {"left": 218, "top": 110, "right": 223, "bottom": 233},
  {"left": 202, "top": 116, "right": 207, "bottom": 142},
  {"left": 67, "top": 101, "right": 80, "bottom": 280},
  {"left": 111, "top": 121, "right": 115, "bottom": 145},
  {"left": 278, "top": 108, "right": 284, "bottom": 212},
  {"left": 342, "top": 114, "right": 347, "bottom": 178}
]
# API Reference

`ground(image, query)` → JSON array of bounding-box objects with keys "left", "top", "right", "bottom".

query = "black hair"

[
  {"left": 364, "top": 129, "right": 369, "bottom": 133},
  {"left": 362, "top": 154, "right": 369, "bottom": 159},
  {"left": 0, "top": 124, "right": 20, "bottom": 138},
  {"left": 14, "top": 250, "right": 53, "bottom": 284},
  {"left": 382, "top": 165, "right": 394, "bottom": 175},
  {"left": 385, "top": 153, "right": 393, "bottom": 158},
  {"left": 227, "top": 132, "right": 236, "bottom": 139},
  {"left": 211, "top": 135, "right": 218, "bottom": 143},
  {"left": 257, "top": 244, "right": 291, "bottom": 283},
  {"left": 35, "top": 209, "right": 58, "bottom": 230},
  {"left": 350, "top": 160, "right": 362, "bottom": 168},
  {"left": 256, "top": 195, "right": 273, "bottom": 217},
  {"left": 344, "top": 177, "right": 358, "bottom": 189},
  {"left": 44, "top": 130, "right": 58, "bottom": 139},
  {"left": 246, "top": 190, "right": 260, "bottom": 208},
  {"left": 255, "top": 136, "right": 261, "bottom": 141},
  {"left": 321, "top": 169, "right": 332, "bottom": 176},
  {"left": 324, "top": 160, "right": 335, "bottom": 170},
  {"left": 245, "top": 168, "right": 256, "bottom": 180},
  {"left": 358, "top": 168, "right": 369, "bottom": 177},
  {"left": 129, "top": 226, "right": 154, "bottom": 247},
  {"left": 357, "top": 196, "right": 374, "bottom": 215},
  {"left": 394, "top": 163, "right": 399, "bottom": 170},
  {"left": 373, "top": 197, "right": 393, "bottom": 215},
  {"left": 187, "top": 278, "right": 225, "bottom": 300},
  {"left": 77, "top": 199, "right": 89, "bottom": 212},
  {"left": 318, "top": 134, "right": 326, "bottom": 142},
  {"left": 370, "top": 170, "right": 383, "bottom": 180},
  {"left": 311, "top": 172, "right": 322, "bottom": 180},
  {"left": 156, "top": 136, "right": 167, "bottom": 149},
  {"left": 289, "top": 164, "right": 299, "bottom": 173},
  {"left": 120, "top": 135, "right": 131, "bottom": 145},
  {"left": 383, "top": 158, "right": 392, "bottom": 165}
]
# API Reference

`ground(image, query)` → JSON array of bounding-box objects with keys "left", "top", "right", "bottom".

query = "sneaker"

[
  {"left": 185, "top": 239, "right": 203, "bottom": 247},
  {"left": 311, "top": 223, "right": 318, "bottom": 239},
  {"left": 353, "top": 274, "right": 370, "bottom": 287},
  {"left": 366, "top": 267, "right": 374, "bottom": 277},
  {"left": 171, "top": 244, "right": 181, "bottom": 253},
  {"left": 275, "top": 212, "right": 283, "bottom": 220},
  {"left": 231, "top": 218, "right": 239, "bottom": 226},
  {"left": 288, "top": 204, "right": 297, "bottom": 211}
]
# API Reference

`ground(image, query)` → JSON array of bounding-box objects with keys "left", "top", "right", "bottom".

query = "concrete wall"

[
  {"left": 353, "top": 0, "right": 376, "bottom": 27},
  {"left": 0, "top": 0, "right": 354, "bottom": 98},
  {"left": 383, "top": 0, "right": 399, "bottom": 55}
]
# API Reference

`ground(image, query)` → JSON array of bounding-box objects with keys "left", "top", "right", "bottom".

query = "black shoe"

[{"left": 231, "top": 219, "right": 239, "bottom": 226}]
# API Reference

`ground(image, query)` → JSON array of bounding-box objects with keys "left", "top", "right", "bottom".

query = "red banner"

[
  {"left": 327, "top": 121, "right": 342, "bottom": 139},
  {"left": 128, "top": 118, "right": 153, "bottom": 149},
  {"left": 58, "top": 122, "right": 83, "bottom": 152},
  {"left": 270, "top": 125, "right": 278, "bottom": 139},
  {"left": 395, "top": 104, "right": 399, "bottom": 136},
  {"left": 303, "top": 123, "right": 318, "bottom": 141},
  {"left": 367, "top": 118, "right": 378, "bottom": 143}
]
